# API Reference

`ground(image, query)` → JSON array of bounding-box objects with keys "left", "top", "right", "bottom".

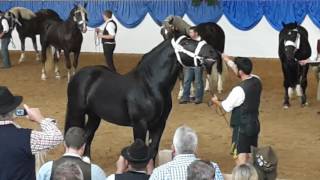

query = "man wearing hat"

[
  {"left": 0, "top": 10, "right": 12, "bottom": 68},
  {"left": 0, "top": 86, "right": 63, "bottom": 180},
  {"left": 106, "top": 139, "right": 153, "bottom": 180},
  {"left": 211, "top": 55, "right": 262, "bottom": 165},
  {"left": 37, "top": 127, "right": 106, "bottom": 180}
]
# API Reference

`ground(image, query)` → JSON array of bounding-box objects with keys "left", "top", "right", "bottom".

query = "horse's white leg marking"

[
  {"left": 217, "top": 73, "right": 223, "bottom": 94},
  {"left": 18, "top": 52, "right": 25, "bottom": 64},
  {"left": 205, "top": 75, "right": 210, "bottom": 91},
  {"left": 288, "top": 87, "right": 294, "bottom": 99},
  {"left": 295, "top": 84, "right": 302, "bottom": 97},
  {"left": 67, "top": 70, "right": 71, "bottom": 83},
  {"left": 41, "top": 66, "right": 47, "bottom": 80},
  {"left": 36, "top": 53, "right": 40, "bottom": 61},
  {"left": 55, "top": 63, "right": 60, "bottom": 80},
  {"left": 178, "top": 80, "right": 183, "bottom": 100}
]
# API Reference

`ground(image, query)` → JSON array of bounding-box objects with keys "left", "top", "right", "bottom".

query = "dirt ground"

[{"left": 1, "top": 51, "right": 320, "bottom": 179}]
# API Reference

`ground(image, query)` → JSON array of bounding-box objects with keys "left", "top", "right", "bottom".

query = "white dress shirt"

[{"left": 1, "top": 18, "right": 9, "bottom": 33}]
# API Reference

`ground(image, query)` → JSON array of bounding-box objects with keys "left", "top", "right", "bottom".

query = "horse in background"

[
  {"left": 40, "top": 3, "right": 88, "bottom": 81},
  {"left": 161, "top": 15, "right": 227, "bottom": 96},
  {"left": 64, "top": 35, "right": 220, "bottom": 159},
  {"left": 278, "top": 22, "right": 311, "bottom": 108},
  {"left": 7, "top": 7, "right": 62, "bottom": 63}
]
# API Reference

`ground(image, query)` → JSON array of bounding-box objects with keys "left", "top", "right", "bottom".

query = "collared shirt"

[
  {"left": 149, "top": 154, "right": 224, "bottom": 180},
  {"left": 221, "top": 75, "right": 260, "bottom": 112},
  {"left": 106, "top": 170, "right": 148, "bottom": 180},
  {"left": 0, "top": 118, "right": 63, "bottom": 154},
  {"left": 105, "top": 19, "right": 116, "bottom": 36},
  {"left": 37, "top": 152, "right": 106, "bottom": 180},
  {"left": 1, "top": 17, "right": 9, "bottom": 33}
]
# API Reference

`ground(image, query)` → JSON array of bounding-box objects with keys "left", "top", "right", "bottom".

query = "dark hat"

[
  {"left": 121, "top": 139, "right": 152, "bottom": 163},
  {"left": 234, "top": 57, "right": 253, "bottom": 74},
  {"left": 0, "top": 86, "right": 22, "bottom": 115},
  {"left": 65, "top": 127, "right": 87, "bottom": 149},
  {"left": 251, "top": 146, "right": 278, "bottom": 180}
]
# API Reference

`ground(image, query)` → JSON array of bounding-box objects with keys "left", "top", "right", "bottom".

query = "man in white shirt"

[
  {"left": 96, "top": 10, "right": 117, "bottom": 72},
  {"left": 211, "top": 56, "right": 262, "bottom": 166},
  {"left": 149, "top": 125, "right": 224, "bottom": 180},
  {"left": 0, "top": 10, "right": 12, "bottom": 68}
]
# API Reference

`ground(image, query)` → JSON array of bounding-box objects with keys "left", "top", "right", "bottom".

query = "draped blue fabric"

[
  {"left": 223, "top": 0, "right": 264, "bottom": 30},
  {"left": 186, "top": 1, "right": 223, "bottom": 24},
  {"left": 147, "top": 0, "right": 187, "bottom": 26},
  {"left": 0, "top": 0, "right": 320, "bottom": 31},
  {"left": 263, "top": 0, "right": 308, "bottom": 31},
  {"left": 308, "top": 0, "right": 320, "bottom": 28}
]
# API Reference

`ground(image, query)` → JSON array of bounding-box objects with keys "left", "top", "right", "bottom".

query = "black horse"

[
  {"left": 40, "top": 3, "right": 88, "bottom": 81},
  {"left": 64, "top": 35, "right": 220, "bottom": 158},
  {"left": 279, "top": 22, "right": 311, "bottom": 108},
  {"left": 160, "top": 16, "right": 226, "bottom": 94},
  {"left": 7, "top": 7, "right": 62, "bottom": 63}
]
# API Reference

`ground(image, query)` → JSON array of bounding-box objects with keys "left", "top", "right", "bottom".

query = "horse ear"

[
  {"left": 168, "top": 16, "right": 174, "bottom": 25},
  {"left": 84, "top": 2, "right": 88, "bottom": 8}
]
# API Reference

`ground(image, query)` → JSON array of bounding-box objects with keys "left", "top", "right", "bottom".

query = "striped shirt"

[
  {"left": 0, "top": 118, "right": 63, "bottom": 154},
  {"left": 149, "top": 154, "right": 224, "bottom": 180}
]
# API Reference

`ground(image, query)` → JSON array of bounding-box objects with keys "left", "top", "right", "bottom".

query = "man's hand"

[
  {"left": 222, "top": 53, "right": 231, "bottom": 62},
  {"left": 23, "top": 104, "right": 44, "bottom": 123},
  {"left": 211, "top": 95, "right": 219, "bottom": 105},
  {"left": 116, "top": 155, "right": 128, "bottom": 174}
]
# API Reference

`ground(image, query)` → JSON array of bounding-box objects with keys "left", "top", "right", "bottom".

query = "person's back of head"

[
  {"left": 234, "top": 57, "right": 253, "bottom": 75},
  {"left": 173, "top": 125, "right": 198, "bottom": 154},
  {"left": 52, "top": 161, "right": 84, "bottom": 180},
  {"left": 232, "top": 163, "right": 258, "bottom": 180},
  {"left": 187, "top": 160, "right": 215, "bottom": 180},
  {"left": 64, "top": 127, "right": 86, "bottom": 150},
  {"left": 104, "top": 10, "right": 112, "bottom": 18}
]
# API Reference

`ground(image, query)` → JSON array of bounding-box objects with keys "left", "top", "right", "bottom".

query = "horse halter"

[
  {"left": 284, "top": 29, "right": 300, "bottom": 50},
  {"left": 171, "top": 35, "right": 213, "bottom": 67},
  {"left": 73, "top": 7, "right": 87, "bottom": 26}
]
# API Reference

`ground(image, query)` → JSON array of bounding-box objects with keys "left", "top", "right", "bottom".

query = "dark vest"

[
  {"left": 51, "top": 155, "right": 91, "bottom": 180},
  {"left": 115, "top": 171, "right": 150, "bottom": 180},
  {"left": 102, "top": 19, "right": 117, "bottom": 44},
  {"left": 0, "top": 124, "right": 35, "bottom": 180},
  {"left": 0, "top": 17, "right": 12, "bottom": 39},
  {"left": 230, "top": 76, "right": 262, "bottom": 136}
]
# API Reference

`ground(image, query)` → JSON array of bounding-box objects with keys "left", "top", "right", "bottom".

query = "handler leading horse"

[
  {"left": 161, "top": 15, "right": 227, "bottom": 95},
  {"left": 279, "top": 22, "right": 311, "bottom": 108},
  {"left": 64, "top": 35, "right": 220, "bottom": 159}
]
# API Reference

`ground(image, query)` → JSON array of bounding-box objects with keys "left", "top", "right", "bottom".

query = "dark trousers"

[
  {"left": 103, "top": 43, "right": 116, "bottom": 72},
  {"left": 1, "top": 37, "right": 11, "bottom": 68}
]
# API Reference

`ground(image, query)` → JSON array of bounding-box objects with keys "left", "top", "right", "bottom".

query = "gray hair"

[
  {"left": 187, "top": 160, "right": 215, "bottom": 180},
  {"left": 173, "top": 125, "right": 198, "bottom": 154},
  {"left": 52, "top": 161, "right": 84, "bottom": 180},
  {"left": 232, "top": 163, "right": 258, "bottom": 180},
  {"left": 0, "top": 110, "right": 15, "bottom": 121}
]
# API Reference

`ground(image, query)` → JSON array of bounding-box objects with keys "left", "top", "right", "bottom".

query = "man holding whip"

[{"left": 210, "top": 55, "right": 262, "bottom": 165}]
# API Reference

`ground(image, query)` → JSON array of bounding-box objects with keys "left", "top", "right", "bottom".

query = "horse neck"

[{"left": 133, "top": 41, "right": 181, "bottom": 91}]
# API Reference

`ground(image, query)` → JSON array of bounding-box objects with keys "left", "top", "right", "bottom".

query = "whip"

[{"left": 207, "top": 88, "right": 230, "bottom": 129}]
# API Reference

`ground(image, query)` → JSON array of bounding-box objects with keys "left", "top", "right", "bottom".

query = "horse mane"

[
  {"left": 35, "top": 9, "right": 62, "bottom": 22},
  {"left": 163, "top": 15, "right": 191, "bottom": 35},
  {"left": 9, "top": 7, "right": 36, "bottom": 20}
]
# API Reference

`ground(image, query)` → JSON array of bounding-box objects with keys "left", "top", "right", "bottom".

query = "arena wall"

[{"left": 8, "top": 14, "right": 320, "bottom": 58}]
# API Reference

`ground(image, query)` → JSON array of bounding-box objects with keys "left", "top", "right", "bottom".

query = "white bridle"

[
  {"left": 284, "top": 29, "right": 300, "bottom": 50},
  {"left": 171, "top": 35, "right": 210, "bottom": 67}
]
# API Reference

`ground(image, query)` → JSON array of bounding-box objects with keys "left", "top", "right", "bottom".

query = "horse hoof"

[
  {"left": 301, "top": 102, "right": 309, "bottom": 107},
  {"left": 218, "top": 90, "right": 223, "bottom": 94},
  {"left": 55, "top": 75, "right": 61, "bottom": 80},
  {"left": 283, "top": 103, "right": 290, "bottom": 109},
  {"left": 18, "top": 59, "right": 25, "bottom": 64},
  {"left": 41, "top": 75, "right": 47, "bottom": 80}
]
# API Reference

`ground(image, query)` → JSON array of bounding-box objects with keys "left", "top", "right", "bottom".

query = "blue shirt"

[{"left": 37, "top": 153, "right": 106, "bottom": 180}]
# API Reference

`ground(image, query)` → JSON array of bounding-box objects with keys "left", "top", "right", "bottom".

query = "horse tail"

[
  {"left": 44, "top": 46, "right": 55, "bottom": 73},
  {"left": 207, "top": 54, "right": 228, "bottom": 94}
]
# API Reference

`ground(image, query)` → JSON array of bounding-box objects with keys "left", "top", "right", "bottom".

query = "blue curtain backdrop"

[{"left": 0, "top": 0, "right": 320, "bottom": 31}]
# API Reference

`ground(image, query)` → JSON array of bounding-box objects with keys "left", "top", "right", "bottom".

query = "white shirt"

[
  {"left": 221, "top": 75, "right": 260, "bottom": 112},
  {"left": 105, "top": 19, "right": 116, "bottom": 36},
  {"left": 106, "top": 170, "right": 147, "bottom": 180},
  {"left": 1, "top": 18, "right": 9, "bottom": 33}
]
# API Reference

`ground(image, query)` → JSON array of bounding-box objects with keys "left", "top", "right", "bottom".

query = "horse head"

[
  {"left": 282, "top": 22, "right": 301, "bottom": 62},
  {"left": 4, "top": 11, "right": 21, "bottom": 29},
  {"left": 70, "top": 3, "right": 88, "bottom": 33},
  {"left": 171, "top": 35, "right": 218, "bottom": 74},
  {"left": 161, "top": 15, "right": 191, "bottom": 40}
]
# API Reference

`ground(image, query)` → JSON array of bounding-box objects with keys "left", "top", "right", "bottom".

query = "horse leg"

[
  {"left": 133, "top": 120, "right": 148, "bottom": 144},
  {"left": 31, "top": 36, "right": 40, "bottom": 61},
  {"left": 316, "top": 66, "right": 320, "bottom": 101},
  {"left": 300, "top": 65, "right": 309, "bottom": 106},
  {"left": 204, "top": 75, "right": 210, "bottom": 92},
  {"left": 83, "top": 112, "right": 101, "bottom": 160},
  {"left": 217, "top": 73, "right": 223, "bottom": 93},
  {"left": 41, "top": 44, "right": 48, "bottom": 80},
  {"left": 18, "top": 36, "right": 26, "bottom": 64},
  {"left": 178, "top": 71, "right": 184, "bottom": 100},
  {"left": 281, "top": 63, "right": 290, "bottom": 108},
  {"left": 72, "top": 51, "right": 80, "bottom": 75},
  {"left": 64, "top": 51, "right": 72, "bottom": 82},
  {"left": 54, "top": 49, "right": 61, "bottom": 79}
]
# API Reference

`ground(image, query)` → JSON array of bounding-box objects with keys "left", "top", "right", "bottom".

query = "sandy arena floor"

[{"left": 0, "top": 52, "right": 320, "bottom": 179}]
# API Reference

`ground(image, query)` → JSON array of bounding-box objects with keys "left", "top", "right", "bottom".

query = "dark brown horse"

[{"left": 64, "top": 35, "right": 220, "bottom": 159}]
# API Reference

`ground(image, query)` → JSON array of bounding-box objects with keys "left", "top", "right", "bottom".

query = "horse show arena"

[{"left": 1, "top": 52, "right": 320, "bottom": 179}]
